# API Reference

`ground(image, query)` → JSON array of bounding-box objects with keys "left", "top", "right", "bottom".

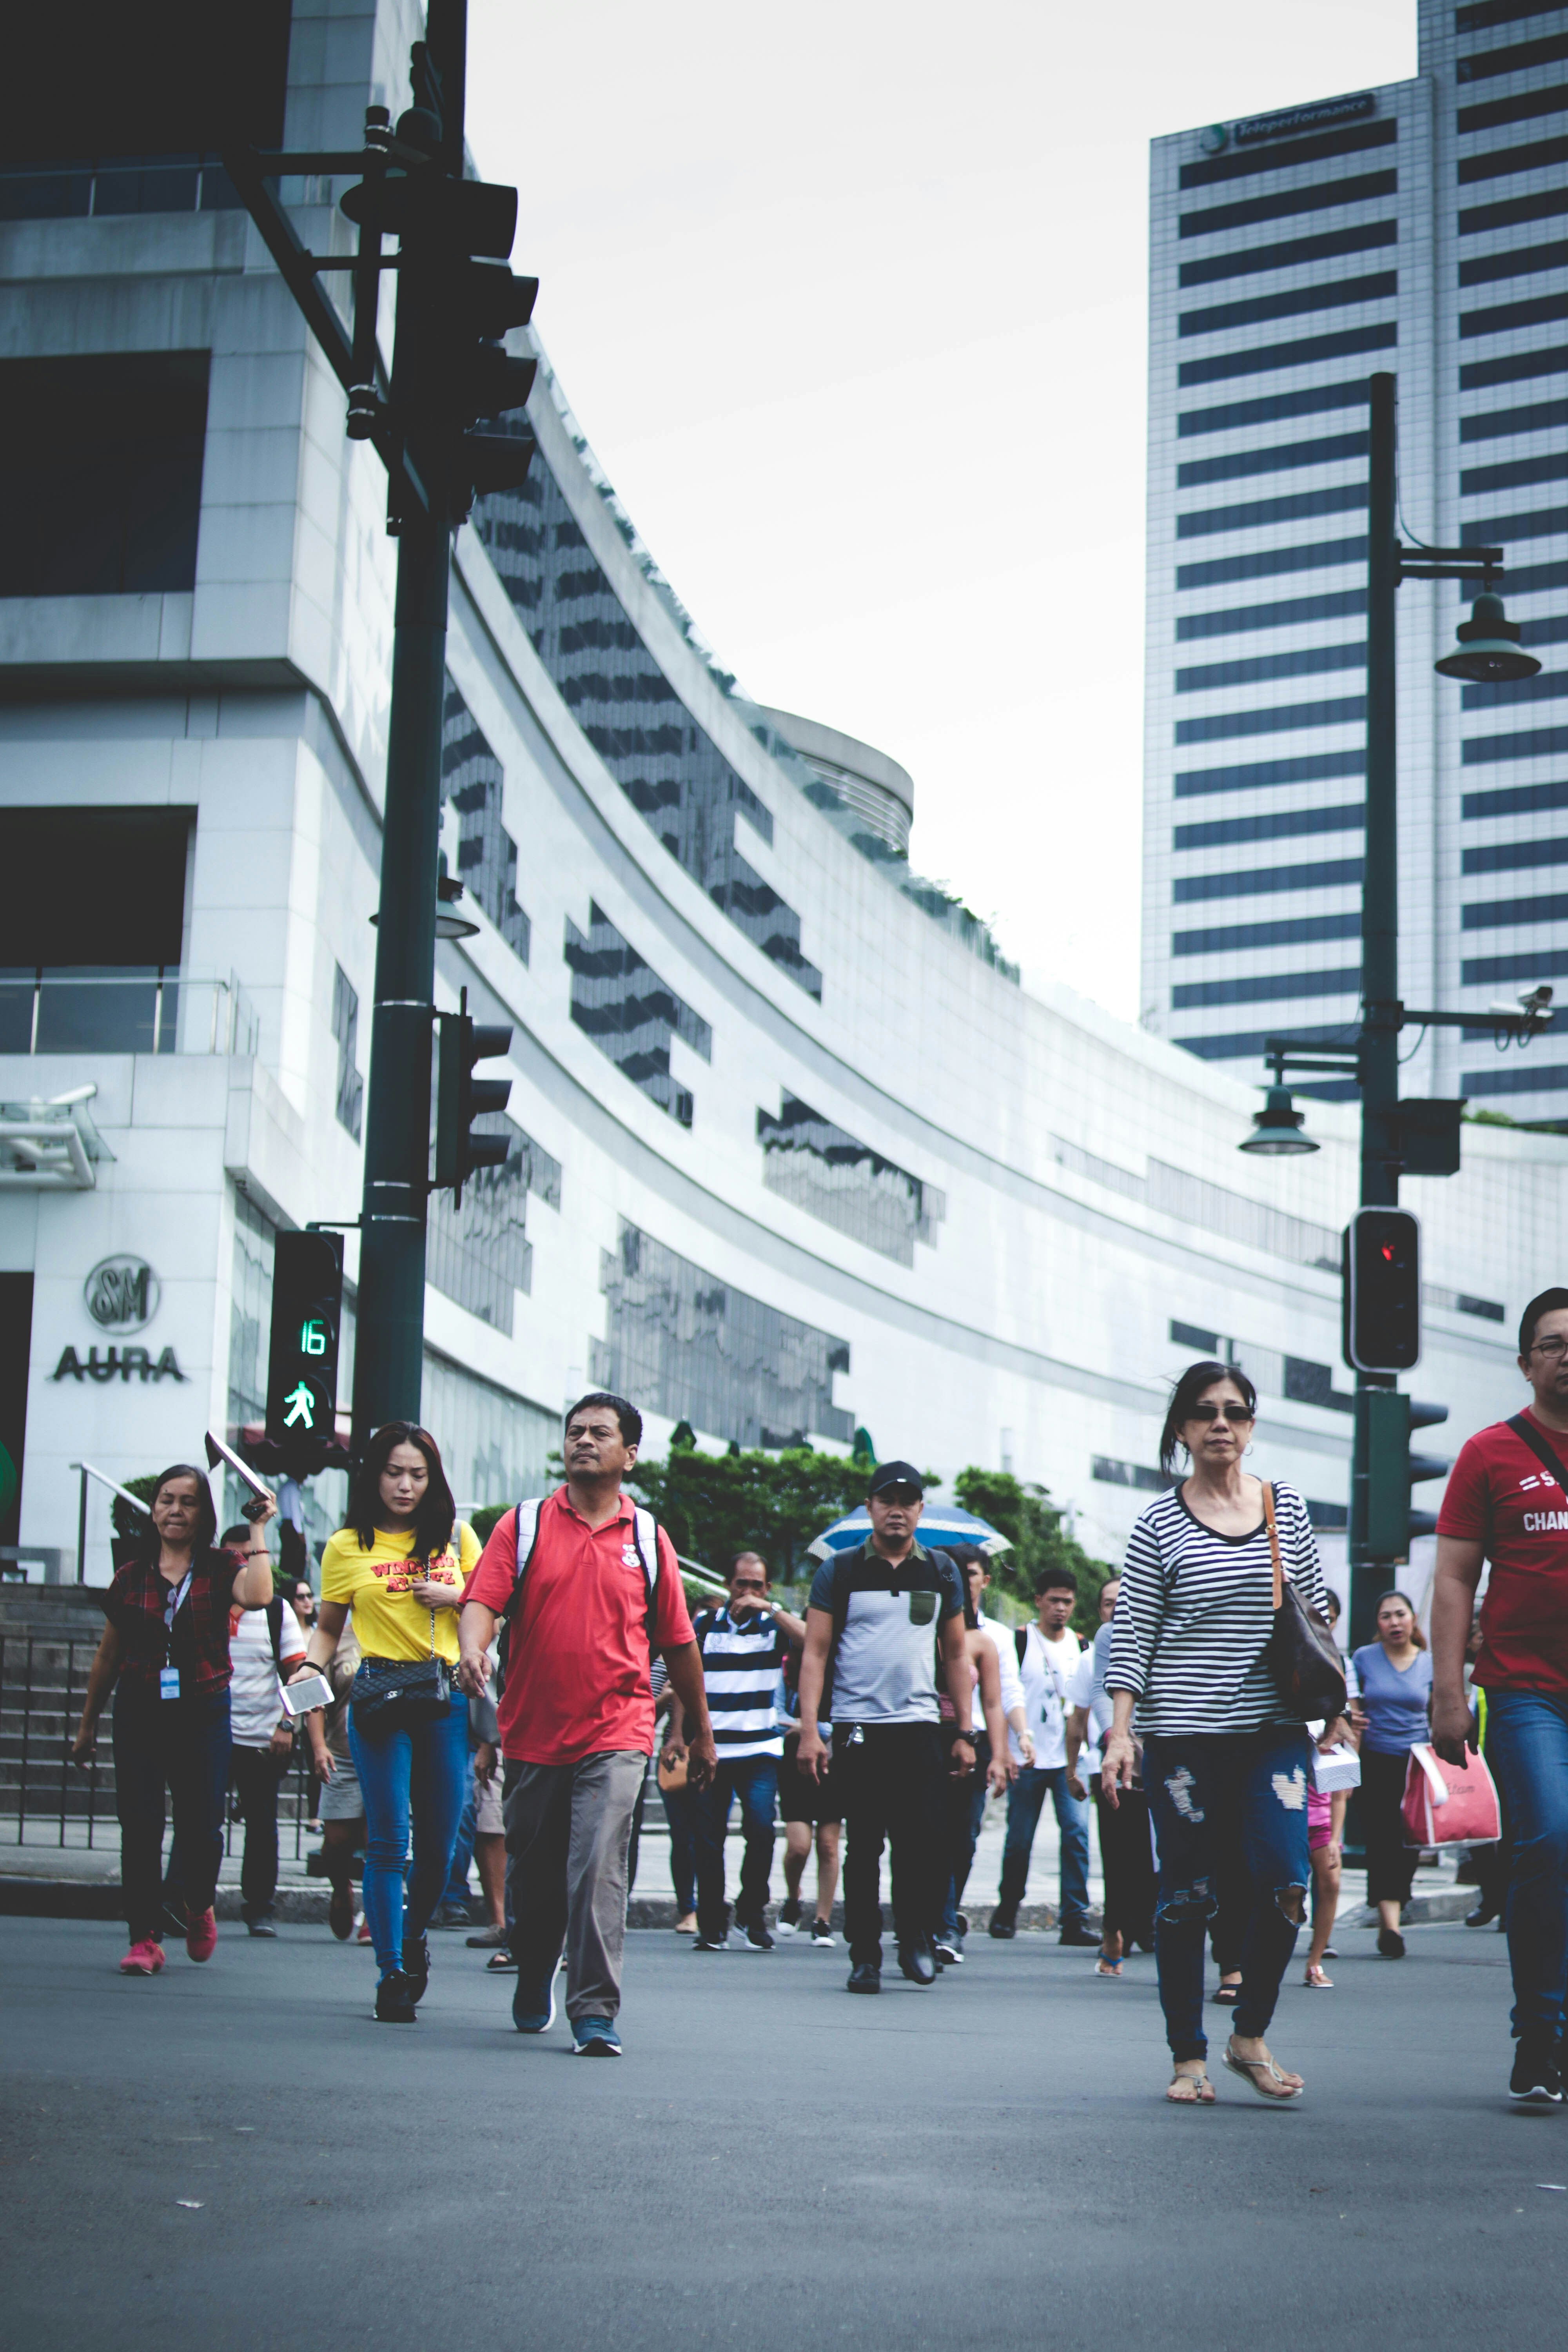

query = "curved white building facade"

[{"left": 0, "top": 0, "right": 1565, "bottom": 1584}]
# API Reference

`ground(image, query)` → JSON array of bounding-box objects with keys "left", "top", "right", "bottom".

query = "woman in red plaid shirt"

[{"left": 73, "top": 1463, "right": 277, "bottom": 1975}]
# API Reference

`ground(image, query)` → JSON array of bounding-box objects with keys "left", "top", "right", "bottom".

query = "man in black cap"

[{"left": 796, "top": 1462, "right": 973, "bottom": 1993}]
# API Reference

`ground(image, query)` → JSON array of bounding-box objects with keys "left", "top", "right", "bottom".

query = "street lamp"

[
  {"left": 1233, "top": 372, "right": 1554, "bottom": 1642},
  {"left": 1434, "top": 589, "right": 1541, "bottom": 686},
  {"left": 1240, "top": 1080, "right": 1319, "bottom": 1157}
]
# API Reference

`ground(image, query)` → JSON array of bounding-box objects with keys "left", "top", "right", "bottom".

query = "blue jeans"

[
  {"left": 114, "top": 1680, "right": 230, "bottom": 1945},
  {"left": 1144, "top": 1726, "right": 1311, "bottom": 2059},
  {"left": 348, "top": 1685, "right": 469, "bottom": 1976},
  {"left": 694, "top": 1755, "right": 779, "bottom": 1938},
  {"left": 998, "top": 1764, "right": 1090, "bottom": 1923},
  {"left": 443, "top": 1756, "right": 478, "bottom": 1906},
  {"left": 1484, "top": 1688, "right": 1568, "bottom": 2042}
]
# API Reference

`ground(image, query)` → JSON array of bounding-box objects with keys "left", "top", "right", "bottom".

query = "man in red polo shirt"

[
  {"left": 1433, "top": 1284, "right": 1568, "bottom": 2107},
  {"left": 457, "top": 1392, "right": 715, "bottom": 2056}
]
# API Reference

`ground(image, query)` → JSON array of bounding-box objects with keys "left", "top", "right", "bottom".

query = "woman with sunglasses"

[
  {"left": 1102, "top": 1361, "right": 1350, "bottom": 2104},
  {"left": 290, "top": 1423, "right": 480, "bottom": 2023}
]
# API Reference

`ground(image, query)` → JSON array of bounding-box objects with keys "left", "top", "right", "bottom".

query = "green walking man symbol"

[{"left": 282, "top": 1381, "right": 317, "bottom": 1430}]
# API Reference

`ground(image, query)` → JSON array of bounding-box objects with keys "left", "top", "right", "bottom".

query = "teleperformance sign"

[
  {"left": 1232, "top": 92, "right": 1375, "bottom": 147},
  {"left": 1200, "top": 93, "right": 1376, "bottom": 154}
]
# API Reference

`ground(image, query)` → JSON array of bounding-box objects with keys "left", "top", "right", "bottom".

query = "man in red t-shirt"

[
  {"left": 1433, "top": 1284, "right": 1568, "bottom": 2106},
  {"left": 457, "top": 1392, "right": 715, "bottom": 2055}
]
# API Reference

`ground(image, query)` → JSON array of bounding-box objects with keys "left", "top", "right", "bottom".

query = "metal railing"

[
  {"left": 0, "top": 967, "right": 258, "bottom": 1059},
  {"left": 1, "top": 1632, "right": 323, "bottom": 1862}
]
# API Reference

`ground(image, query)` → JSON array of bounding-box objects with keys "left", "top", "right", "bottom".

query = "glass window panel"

[
  {"left": 592, "top": 1220, "right": 852, "bottom": 1448},
  {"left": 757, "top": 1093, "right": 944, "bottom": 1266}
]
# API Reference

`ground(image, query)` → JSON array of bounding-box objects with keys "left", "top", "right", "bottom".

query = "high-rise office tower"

[{"left": 1145, "top": 1, "right": 1568, "bottom": 1117}]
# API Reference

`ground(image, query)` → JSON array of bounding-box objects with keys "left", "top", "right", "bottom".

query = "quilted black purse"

[
  {"left": 1262, "top": 1483, "right": 1348, "bottom": 1720},
  {"left": 350, "top": 1610, "right": 452, "bottom": 1734}
]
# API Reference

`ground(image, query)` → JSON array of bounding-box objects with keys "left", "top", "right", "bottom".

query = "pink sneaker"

[
  {"left": 185, "top": 1907, "right": 218, "bottom": 1963},
  {"left": 119, "top": 1938, "right": 165, "bottom": 1976}
]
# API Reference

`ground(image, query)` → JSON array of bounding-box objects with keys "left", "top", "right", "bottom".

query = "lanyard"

[{"left": 162, "top": 1569, "right": 194, "bottom": 1653}]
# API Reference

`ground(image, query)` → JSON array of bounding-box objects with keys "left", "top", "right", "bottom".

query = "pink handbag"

[{"left": 1400, "top": 1741, "right": 1502, "bottom": 1849}]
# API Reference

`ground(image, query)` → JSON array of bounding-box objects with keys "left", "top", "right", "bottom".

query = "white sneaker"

[{"left": 809, "top": 1920, "right": 837, "bottom": 1948}]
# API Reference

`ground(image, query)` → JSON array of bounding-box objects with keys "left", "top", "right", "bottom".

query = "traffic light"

[
  {"left": 1357, "top": 1390, "right": 1450, "bottom": 1565},
  {"left": 435, "top": 989, "right": 513, "bottom": 1205},
  {"left": 265, "top": 1231, "right": 344, "bottom": 1450},
  {"left": 1343, "top": 1207, "right": 1421, "bottom": 1373},
  {"left": 341, "top": 154, "right": 537, "bottom": 521},
  {"left": 1361, "top": 1388, "right": 1412, "bottom": 1558},
  {"left": 1408, "top": 1397, "right": 1451, "bottom": 1539}
]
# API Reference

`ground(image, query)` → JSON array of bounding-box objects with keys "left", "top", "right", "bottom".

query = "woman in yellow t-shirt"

[{"left": 289, "top": 1421, "right": 480, "bottom": 2021}]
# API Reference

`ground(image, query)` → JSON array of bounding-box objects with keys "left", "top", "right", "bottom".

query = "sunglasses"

[{"left": 1186, "top": 1402, "right": 1254, "bottom": 1424}]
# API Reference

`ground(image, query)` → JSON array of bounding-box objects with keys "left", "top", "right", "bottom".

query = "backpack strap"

[
  {"left": 631, "top": 1506, "right": 661, "bottom": 1651},
  {"left": 1508, "top": 1413, "right": 1568, "bottom": 1497},
  {"left": 1014, "top": 1624, "right": 1028, "bottom": 1669},
  {"left": 265, "top": 1595, "right": 284, "bottom": 1668},
  {"left": 494, "top": 1498, "right": 548, "bottom": 1689}
]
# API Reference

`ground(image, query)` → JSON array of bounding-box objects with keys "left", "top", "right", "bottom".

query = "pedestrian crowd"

[{"left": 67, "top": 1287, "right": 1568, "bottom": 2101}]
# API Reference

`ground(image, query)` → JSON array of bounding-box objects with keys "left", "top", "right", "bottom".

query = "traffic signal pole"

[
  {"left": 353, "top": 497, "right": 449, "bottom": 1443},
  {"left": 1348, "top": 374, "right": 1402, "bottom": 1646},
  {"left": 1258, "top": 374, "right": 1537, "bottom": 1645},
  {"left": 226, "top": 0, "right": 537, "bottom": 1455},
  {"left": 348, "top": 0, "right": 468, "bottom": 1446}
]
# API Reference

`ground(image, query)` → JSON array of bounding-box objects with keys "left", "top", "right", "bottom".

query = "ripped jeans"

[{"left": 1143, "top": 1725, "right": 1312, "bottom": 2060}]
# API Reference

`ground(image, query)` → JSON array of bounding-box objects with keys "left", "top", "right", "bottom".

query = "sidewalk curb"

[{"left": 0, "top": 1878, "right": 332, "bottom": 1924}]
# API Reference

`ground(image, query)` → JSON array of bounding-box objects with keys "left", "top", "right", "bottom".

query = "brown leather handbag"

[{"left": 1262, "top": 1483, "right": 1348, "bottom": 1719}]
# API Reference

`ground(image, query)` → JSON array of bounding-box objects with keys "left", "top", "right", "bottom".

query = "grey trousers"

[{"left": 502, "top": 1749, "right": 645, "bottom": 2021}]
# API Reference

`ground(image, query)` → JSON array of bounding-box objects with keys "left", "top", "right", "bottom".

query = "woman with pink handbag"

[{"left": 1348, "top": 1592, "right": 1432, "bottom": 1960}]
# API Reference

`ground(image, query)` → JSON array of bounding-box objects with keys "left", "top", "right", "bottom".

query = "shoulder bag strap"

[
  {"left": 1262, "top": 1481, "right": 1284, "bottom": 1611},
  {"left": 265, "top": 1595, "right": 284, "bottom": 1666},
  {"left": 1014, "top": 1624, "right": 1028, "bottom": 1668},
  {"left": 1507, "top": 1412, "right": 1568, "bottom": 1496}
]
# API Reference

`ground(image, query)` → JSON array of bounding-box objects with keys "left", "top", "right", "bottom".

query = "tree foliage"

[
  {"left": 109, "top": 1474, "right": 163, "bottom": 1541},
  {"left": 628, "top": 1443, "right": 887, "bottom": 1588},
  {"left": 952, "top": 1467, "right": 1112, "bottom": 1636}
]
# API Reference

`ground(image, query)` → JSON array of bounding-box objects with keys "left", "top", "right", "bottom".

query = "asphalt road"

[{"left": 1, "top": 1911, "right": 1563, "bottom": 2351}]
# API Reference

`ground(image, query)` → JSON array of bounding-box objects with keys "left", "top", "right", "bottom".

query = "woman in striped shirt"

[{"left": 1102, "top": 1360, "right": 1350, "bottom": 2105}]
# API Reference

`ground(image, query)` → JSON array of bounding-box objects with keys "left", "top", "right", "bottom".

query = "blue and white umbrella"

[{"left": 807, "top": 1501, "right": 1012, "bottom": 1563}]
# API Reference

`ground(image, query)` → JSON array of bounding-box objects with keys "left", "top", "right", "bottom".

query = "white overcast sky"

[{"left": 467, "top": 1, "right": 1416, "bottom": 1019}]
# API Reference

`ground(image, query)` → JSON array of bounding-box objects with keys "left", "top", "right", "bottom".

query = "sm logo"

[{"left": 83, "top": 1255, "right": 160, "bottom": 1334}]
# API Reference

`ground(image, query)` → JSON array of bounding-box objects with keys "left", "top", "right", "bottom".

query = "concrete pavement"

[{"left": 1, "top": 1909, "right": 1562, "bottom": 2350}]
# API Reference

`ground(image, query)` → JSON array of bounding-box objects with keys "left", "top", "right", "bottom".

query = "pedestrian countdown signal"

[{"left": 265, "top": 1231, "right": 344, "bottom": 1452}]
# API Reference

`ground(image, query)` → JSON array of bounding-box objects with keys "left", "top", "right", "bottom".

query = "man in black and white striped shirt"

[{"left": 682, "top": 1554, "right": 806, "bottom": 1951}]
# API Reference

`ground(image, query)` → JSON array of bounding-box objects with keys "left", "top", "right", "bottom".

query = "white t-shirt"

[
  {"left": 229, "top": 1601, "right": 306, "bottom": 1748},
  {"left": 974, "top": 1610, "right": 1025, "bottom": 1735},
  {"left": 1067, "top": 1623, "right": 1115, "bottom": 1775},
  {"left": 1010, "top": 1624, "right": 1082, "bottom": 1770}
]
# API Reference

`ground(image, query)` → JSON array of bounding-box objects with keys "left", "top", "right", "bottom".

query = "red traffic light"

[{"left": 1343, "top": 1207, "right": 1421, "bottom": 1374}]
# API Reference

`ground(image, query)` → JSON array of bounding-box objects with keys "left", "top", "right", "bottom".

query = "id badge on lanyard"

[{"left": 162, "top": 1571, "right": 194, "bottom": 1700}]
